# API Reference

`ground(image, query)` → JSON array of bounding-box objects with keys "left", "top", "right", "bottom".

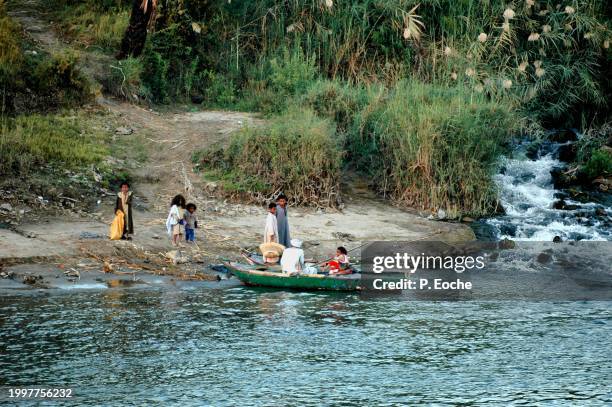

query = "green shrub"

[
  {"left": 202, "top": 70, "right": 237, "bottom": 107},
  {"left": 142, "top": 22, "right": 203, "bottom": 102},
  {"left": 198, "top": 108, "right": 343, "bottom": 207},
  {"left": 141, "top": 48, "right": 169, "bottom": 103},
  {"left": 268, "top": 48, "right": 317, "bottom": 95},
  {"left": 0, "top": 8, "right": 21, "bottom": 73},
  {"left": 301, "top": 80, "right": 373, "bottom": 134},
  {"left": 0, "top": 114, "right": 108, "bottom": 176},
  {"left": 32, "top": 50, "right": 92, "bottom": 104},
  {"left": 0, "top": 4, "right": 24, "bottom": 114},
  {"left": 583, "top": 149, "right": 612, "bottom": 180},
  {"left": 234, "top": 49, "right": 319, "bottom": 114},
  {"left": 108, "top": 57, "right": 144, "bottom": 100},
  {"left": 1, "top": 11, "right": 93, "bottom": 114},
  {"left": 352, "top": 80, "right": 517, "bottom": 217}
]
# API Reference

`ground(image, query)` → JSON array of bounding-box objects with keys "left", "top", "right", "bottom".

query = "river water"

[{"left": 1, "top": 286, "right": 611, "bottom": 405}]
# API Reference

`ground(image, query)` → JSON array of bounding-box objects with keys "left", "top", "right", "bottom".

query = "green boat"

[{"left": 225, "top": 261, "right": 361, "bottom": 292}]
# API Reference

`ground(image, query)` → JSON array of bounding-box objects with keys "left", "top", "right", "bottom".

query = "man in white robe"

[
  {"left": 264, "top": 203, "right": 278, "bottom": 243},
  {"left": 280, "top": 239, "right": 305, "bottom": 275}
]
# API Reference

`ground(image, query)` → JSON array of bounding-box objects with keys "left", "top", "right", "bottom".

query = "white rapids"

[{"left": 484, "top": 141, "right": 611, "bottom": 241}]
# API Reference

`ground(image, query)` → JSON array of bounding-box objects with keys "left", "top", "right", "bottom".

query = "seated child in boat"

[{"left": 327, "top": 246, "right": 351, "bottom": 275}]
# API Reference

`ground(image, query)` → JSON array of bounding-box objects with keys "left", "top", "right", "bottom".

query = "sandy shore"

[{"left": 0, "top": 192, "right": 475, "bottom": 292}]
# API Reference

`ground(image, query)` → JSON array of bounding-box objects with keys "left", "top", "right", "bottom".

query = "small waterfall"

[{"left": 480, "top": 140, "right": 611, "bottom": 241}]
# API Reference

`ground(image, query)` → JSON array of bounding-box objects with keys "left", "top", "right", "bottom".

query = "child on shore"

[
  {"left": 185, "top": 203, "right": 199, "bottom": 242},
  {"left": 166, "top": 194, "right": 186, "bottom": 246}
]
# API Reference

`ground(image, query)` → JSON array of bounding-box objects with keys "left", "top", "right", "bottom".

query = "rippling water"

[{"left": 1, "top": 286, "right": 611, "bottom": 405}]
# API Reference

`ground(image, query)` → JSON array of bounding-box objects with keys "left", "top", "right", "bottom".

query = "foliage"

[
  {"left": 268, "top": 48, "right": 317, "bottom": 96},
  {"left": 141, "top": 22, "right": 201, "bottom": 102},
  {"left": 30, "top": 50, "right": 92, "bottom": 106},
  {"left": 201, "top": 70, "right": 237, "bottom": 107},
  {"left": 18, "top": 0, "right": 612, "bottom": 212},
  {"left": 140, "top": 46, "right": 169, "bottom": 103},
  {"left": 352, "top": 80, "right": 517, "bottom": 216},
  {"left": 0, "top": 5, "right": 23, "bottom": 114},
  {"left": 54, "top": 3, "right": 129, "bottom": 49},
  {"left": 108, "top": 56, "right": 144, "bottom": 100},
  {"left": 583, "top": 149, "right": 612, "bottom": 179},
  {"left": 301, "top": 80, "right": 373, "bottom": 135},
  {"left": 198, "top": 108, "right": 343, "bottom": 207},
  {"left": 0, "top": 4, "right": 22, "bottom": 74}
]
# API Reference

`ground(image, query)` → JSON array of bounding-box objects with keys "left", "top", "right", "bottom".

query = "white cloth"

[
  {"left": 264, "top": 212, "right": 278, "bottom": 243},
  {"left": 303, "top": 264, "right": 319, "bottom": 274},
  {"left": 336, "top": 254, "right": 349, "bottom": 265},
  {"left": 165, "top": 205, "right": 182, "bottom": 236},
  {"left": 280, "top": 247, "right": 305, "bottom": 274}
]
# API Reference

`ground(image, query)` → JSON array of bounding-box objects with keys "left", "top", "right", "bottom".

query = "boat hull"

[{"left": 225, "top": 262, "right": 360, "bottom": 292}]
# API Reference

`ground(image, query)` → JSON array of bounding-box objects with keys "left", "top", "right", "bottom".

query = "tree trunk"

[{"left": 116, "top": 0, "right": 154, "bottom": 59}]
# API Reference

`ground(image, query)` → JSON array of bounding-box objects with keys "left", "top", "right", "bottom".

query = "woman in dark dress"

[{"left": 115, "top": 182, "right": 134, "bottom": 240}]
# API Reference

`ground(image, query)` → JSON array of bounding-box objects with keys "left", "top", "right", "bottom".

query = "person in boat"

[
  {"left": 326, "top": 246, "right": 351, "bottom": 275},
  {"left": 264, "top": 202, "right": 278, "bottom": 244},
  {"left": 114, "top": 181, "right": 134, "bottom": 240},
  {"left": 275, "top": 193, "right": 291, "bottom": 248},
  {"left": 280, "top": 238, "right": 304, "bottom": 275},
  {"left": 165, "top": 194, "right": 186, "bottom": 246}
]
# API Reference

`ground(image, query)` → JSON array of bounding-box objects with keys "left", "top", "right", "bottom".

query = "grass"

[
  {"left": 54, "top": 3, "right": 129, "bottom": 51},
  {"left": 0, "top": 114, "right": 108, "bottom": 176},
  {"left": 197, "top": 108, "right": 343, "bottom": 207},
  {"left": 198, "top": 78, "right": 518, "bottom": 216},
  {"left": 0, "top": 3, "right": 21, "bottom": 74},
  {"left": 0, "top": 109, "right": 150, "bottom": 205}
]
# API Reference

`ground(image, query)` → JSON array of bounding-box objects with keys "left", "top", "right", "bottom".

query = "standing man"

[
  {"left": 264, "top": 202, "right": 278, "bottom": 243},
  {"left": 115, "top": 181, "right": 134, "bottom": 240},
  {"left": 275, "top": 193, "right": 291, "bottom": 248}
]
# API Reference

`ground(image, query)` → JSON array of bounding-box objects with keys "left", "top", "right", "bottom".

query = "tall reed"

[{"left": 351, "top": 80, "right": 518, "bottom": 216}]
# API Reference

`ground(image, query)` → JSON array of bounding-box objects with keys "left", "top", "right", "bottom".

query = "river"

[{"left": 1, "top": 286, "right": 611, "bottom": 405}]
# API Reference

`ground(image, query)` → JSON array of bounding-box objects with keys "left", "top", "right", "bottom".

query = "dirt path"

[{"left": 1, "top": 1, "right": 475, "bottom": 290}]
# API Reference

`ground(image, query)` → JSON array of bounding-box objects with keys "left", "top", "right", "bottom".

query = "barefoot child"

[
  {"left": 166, "top": 194, "right": 186, "bottom": 246},
  {"left": 185, "top": 203, "right": 199, "bottom": 242}
]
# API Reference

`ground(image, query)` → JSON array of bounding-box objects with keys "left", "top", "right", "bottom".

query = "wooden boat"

[{"left": 225, "top": 261, "right": 361, "bottom": 292}]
